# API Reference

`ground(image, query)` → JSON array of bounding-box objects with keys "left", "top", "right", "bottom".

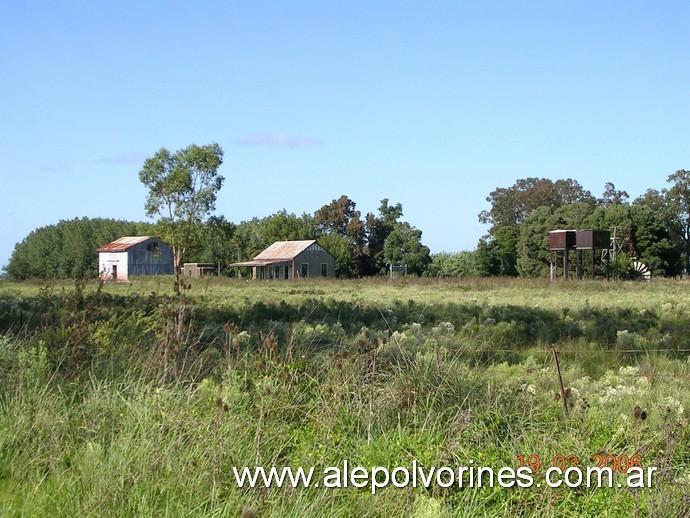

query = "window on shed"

[{"left": 150, "top": 241, "right": 162, "bottom": 260}]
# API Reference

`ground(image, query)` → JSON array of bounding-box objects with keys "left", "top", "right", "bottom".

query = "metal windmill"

[{"left": 605, "top": 225, "right": 651, "bottom": 280}]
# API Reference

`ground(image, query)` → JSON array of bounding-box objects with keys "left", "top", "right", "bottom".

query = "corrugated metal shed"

[
  {"left": 97, "top": 236, "right": 173, "bottom": 280},
  {"left": 96, "top": 236, "right": 151, "bottom": 252}
]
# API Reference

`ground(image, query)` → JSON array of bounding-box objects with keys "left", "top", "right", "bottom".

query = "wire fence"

[{"left": 452, "top": 348, "right": 690, "bottom": 354}]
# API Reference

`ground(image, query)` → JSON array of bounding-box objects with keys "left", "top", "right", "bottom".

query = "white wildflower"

[
  {"left": 391, "top": 331, "right": 408, "bottom": 346},
  {"left": 618, "top": 366, "right": 639, "bottom": 377},
  {"left": 673, "top": 472, "right": 690, "bottom": 485},
  {"left": 664, "top": 397, "right": 684, "bottom": 417}
]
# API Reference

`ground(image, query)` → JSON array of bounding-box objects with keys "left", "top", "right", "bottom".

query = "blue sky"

[{"left": 1, "top": 1, "right": 688, "bottom": 270}]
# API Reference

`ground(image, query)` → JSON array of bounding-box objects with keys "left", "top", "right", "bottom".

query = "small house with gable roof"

[{"left": 230, "top": 240, "right": 335, "bottom": 280}]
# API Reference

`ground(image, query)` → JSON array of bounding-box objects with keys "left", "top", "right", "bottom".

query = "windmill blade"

[{"left": 631, "top": 260, "right": 651, "bottom": 280}]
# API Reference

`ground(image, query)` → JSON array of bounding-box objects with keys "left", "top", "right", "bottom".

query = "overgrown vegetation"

[
  {"left": 478, "top": 173, "right": 690, "bottom": 278},
  {"left": 3, "top": 197, "right": 430, "bottom": 281},
  {"left": 1, "top": 277, "right": 689, "bottom": 515}
]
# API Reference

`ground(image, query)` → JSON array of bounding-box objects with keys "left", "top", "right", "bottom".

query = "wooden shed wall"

[
  {"left": 294, "top": 248, "right": 335, "bottom": 278},
  {"left": 128, "top": 240, "right": 174, "bottom": 276}
]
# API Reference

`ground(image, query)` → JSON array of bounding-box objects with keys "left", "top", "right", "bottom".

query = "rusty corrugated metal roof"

[
  {"left": 254, "top": 240, "right": 317, "bottom": 261},
  {"left": 96, "top": 236, "right": 151, "bottom": 252}
]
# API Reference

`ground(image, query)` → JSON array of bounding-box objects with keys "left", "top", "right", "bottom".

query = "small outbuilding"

[
  {"left": 182, "top": 263, "right": 218, "bottom": 278},
  {"left": 97, "top": 236, "right": 174, "bottom": 281},
  {"left": 230, "top": 240, "right": 335, "bottom": 280}
]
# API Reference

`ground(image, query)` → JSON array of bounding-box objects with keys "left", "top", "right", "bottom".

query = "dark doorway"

[{"left": 112, "top": 265, "right": 118, "bottom": 280}]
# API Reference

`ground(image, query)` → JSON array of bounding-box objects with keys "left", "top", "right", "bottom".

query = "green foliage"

[
  {"left": 663, "top": 169, "right": 690, "bottom": 274},
  {"left": 8, "top": 191, "right": 419, "bottom": 281},
  {"left": 226, "top": 197, "right": 407, "bottom": 278},
  {"left": 260, "top": 209, "right": 316, "bottom": 244},
  {"left": 139, "top": 143, "right": 224, "bottom": 224},
  {"left": 1, "top": 279, "right": 690, "bottom": 514},
  {"left": 139, "top": 143, "right": 224, "bottom": 291},
  {"left": 313, "top": 195, "right": 368, "bottom": 277},
  {"left": 425, "top": 251, "right": 478, "bottom": 277},
  {"left": 599, "top": 182, "right": 629, "bottom": 207},
  {"left": 4, "top": 218, "right": 152, "bottom": 280},
  {"left": 478, "top": 175, "right": 689, "bottom": 279},
  {"left": 314, "top": 195, "right": 363, "bottom": 239},
  {"left": 364, "top": 198, "right": 404, "bottom": 275},
  {"left": 228, "top": 210, "right": 318, "bottom": 275},
  {"left": 507, "top": 191, "right": 684, "bottom": 279},
  {"left": 309, "top": 196, "right": 409, "bottom": 277},
  {"left": 583, "top": 204, "right": 683, "bottom": 278},
  {"left": 317, "top": 232, "right": 361, "bottom": 278},
  {"left": 629, "top": 206, "right": 683, "bottom": 277},
  {"left": 231, "top": 217, "right": 267, "bottom": 262},
  {"left": 383, "top": 222, "right": 431, "bottom": 275},
  {"left": 188, "top": 212, "right": 316, "bottom": 276},
  {"left": 481, "top": 179, "right": 597, "bottom": 278},
  {"left": 474, "top": 237, "right": 500, "bottom": 276},
  {"left": 187, "top": 216, "right": 238, "bottom": 274},
  {"left": 479, "top": 177, "right": 594, "bottom": 233},
  {"left": 517, "top": 203, "right": 595, "bottom": 278},
  {"left": 474, "top": 226, "right": 520, "bottom": 276},
  {"left": 517, "top": 207, "right": 553, "bottom": 277}
]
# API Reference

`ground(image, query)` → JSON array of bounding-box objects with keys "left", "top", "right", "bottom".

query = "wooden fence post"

[{"left": 552, "top": 348, "right": 569, "bottom": 417}]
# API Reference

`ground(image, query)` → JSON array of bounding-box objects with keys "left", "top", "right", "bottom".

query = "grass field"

[
  {"left": 6, "top": 275, "right": 688, "bottom": 310},
  {"left": 0, "top": 276, "right": 689, "bottom": 516}
]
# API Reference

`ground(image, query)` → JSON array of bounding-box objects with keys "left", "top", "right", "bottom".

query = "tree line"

[
  {"left": 3, "top": 196, "right": 431, "bottom": 280},
  {"left": 192, "top": 195, "right": 431, "bottom": 278},
  {"left": 475, "top": 171, "right": 690, "bottom": 278},
  {"left": 135, "top": 143, "right": 430, "bottom": 289},
  {"left": 4, "top": 218, "right": 155, "bottom": 280},
  {"left": 4, "top": 139, "right": 687, "bottom": 280},
  {"left": 5, "top": 142, "right": 431, "bottom": 281}
]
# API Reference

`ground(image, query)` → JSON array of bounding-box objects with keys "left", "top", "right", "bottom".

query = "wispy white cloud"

[
  {"left": 39, "top": 162, "right": 70, "bottom": 173},
  {"left": 235, "top": 132, "right": 324, "bottom": 149},
  {"left": 99, "top": 151, "right": 147, "bottom": 164}
]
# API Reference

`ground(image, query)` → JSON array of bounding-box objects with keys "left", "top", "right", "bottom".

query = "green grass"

[
  {"left": 5, "top": 275, "right": 690, "bottom": 310},
  {"left": 0, "top": 277, "right": 689, "bottom": 516}
]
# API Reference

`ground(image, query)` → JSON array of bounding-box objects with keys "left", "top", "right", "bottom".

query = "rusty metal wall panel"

[
  {"left": 549, "top": 230, "right": 576, "bottom": 250},
  {"left": 576, "top": 230, "right": 610, "bottom": 250},
  {"left": 576, "top": 231, "right": 593, "bottom": 249}
]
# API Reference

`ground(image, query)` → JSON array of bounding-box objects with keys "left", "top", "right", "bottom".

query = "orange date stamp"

[{"left": 517, "top": 453, "right": 643, "bottom": 474}]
